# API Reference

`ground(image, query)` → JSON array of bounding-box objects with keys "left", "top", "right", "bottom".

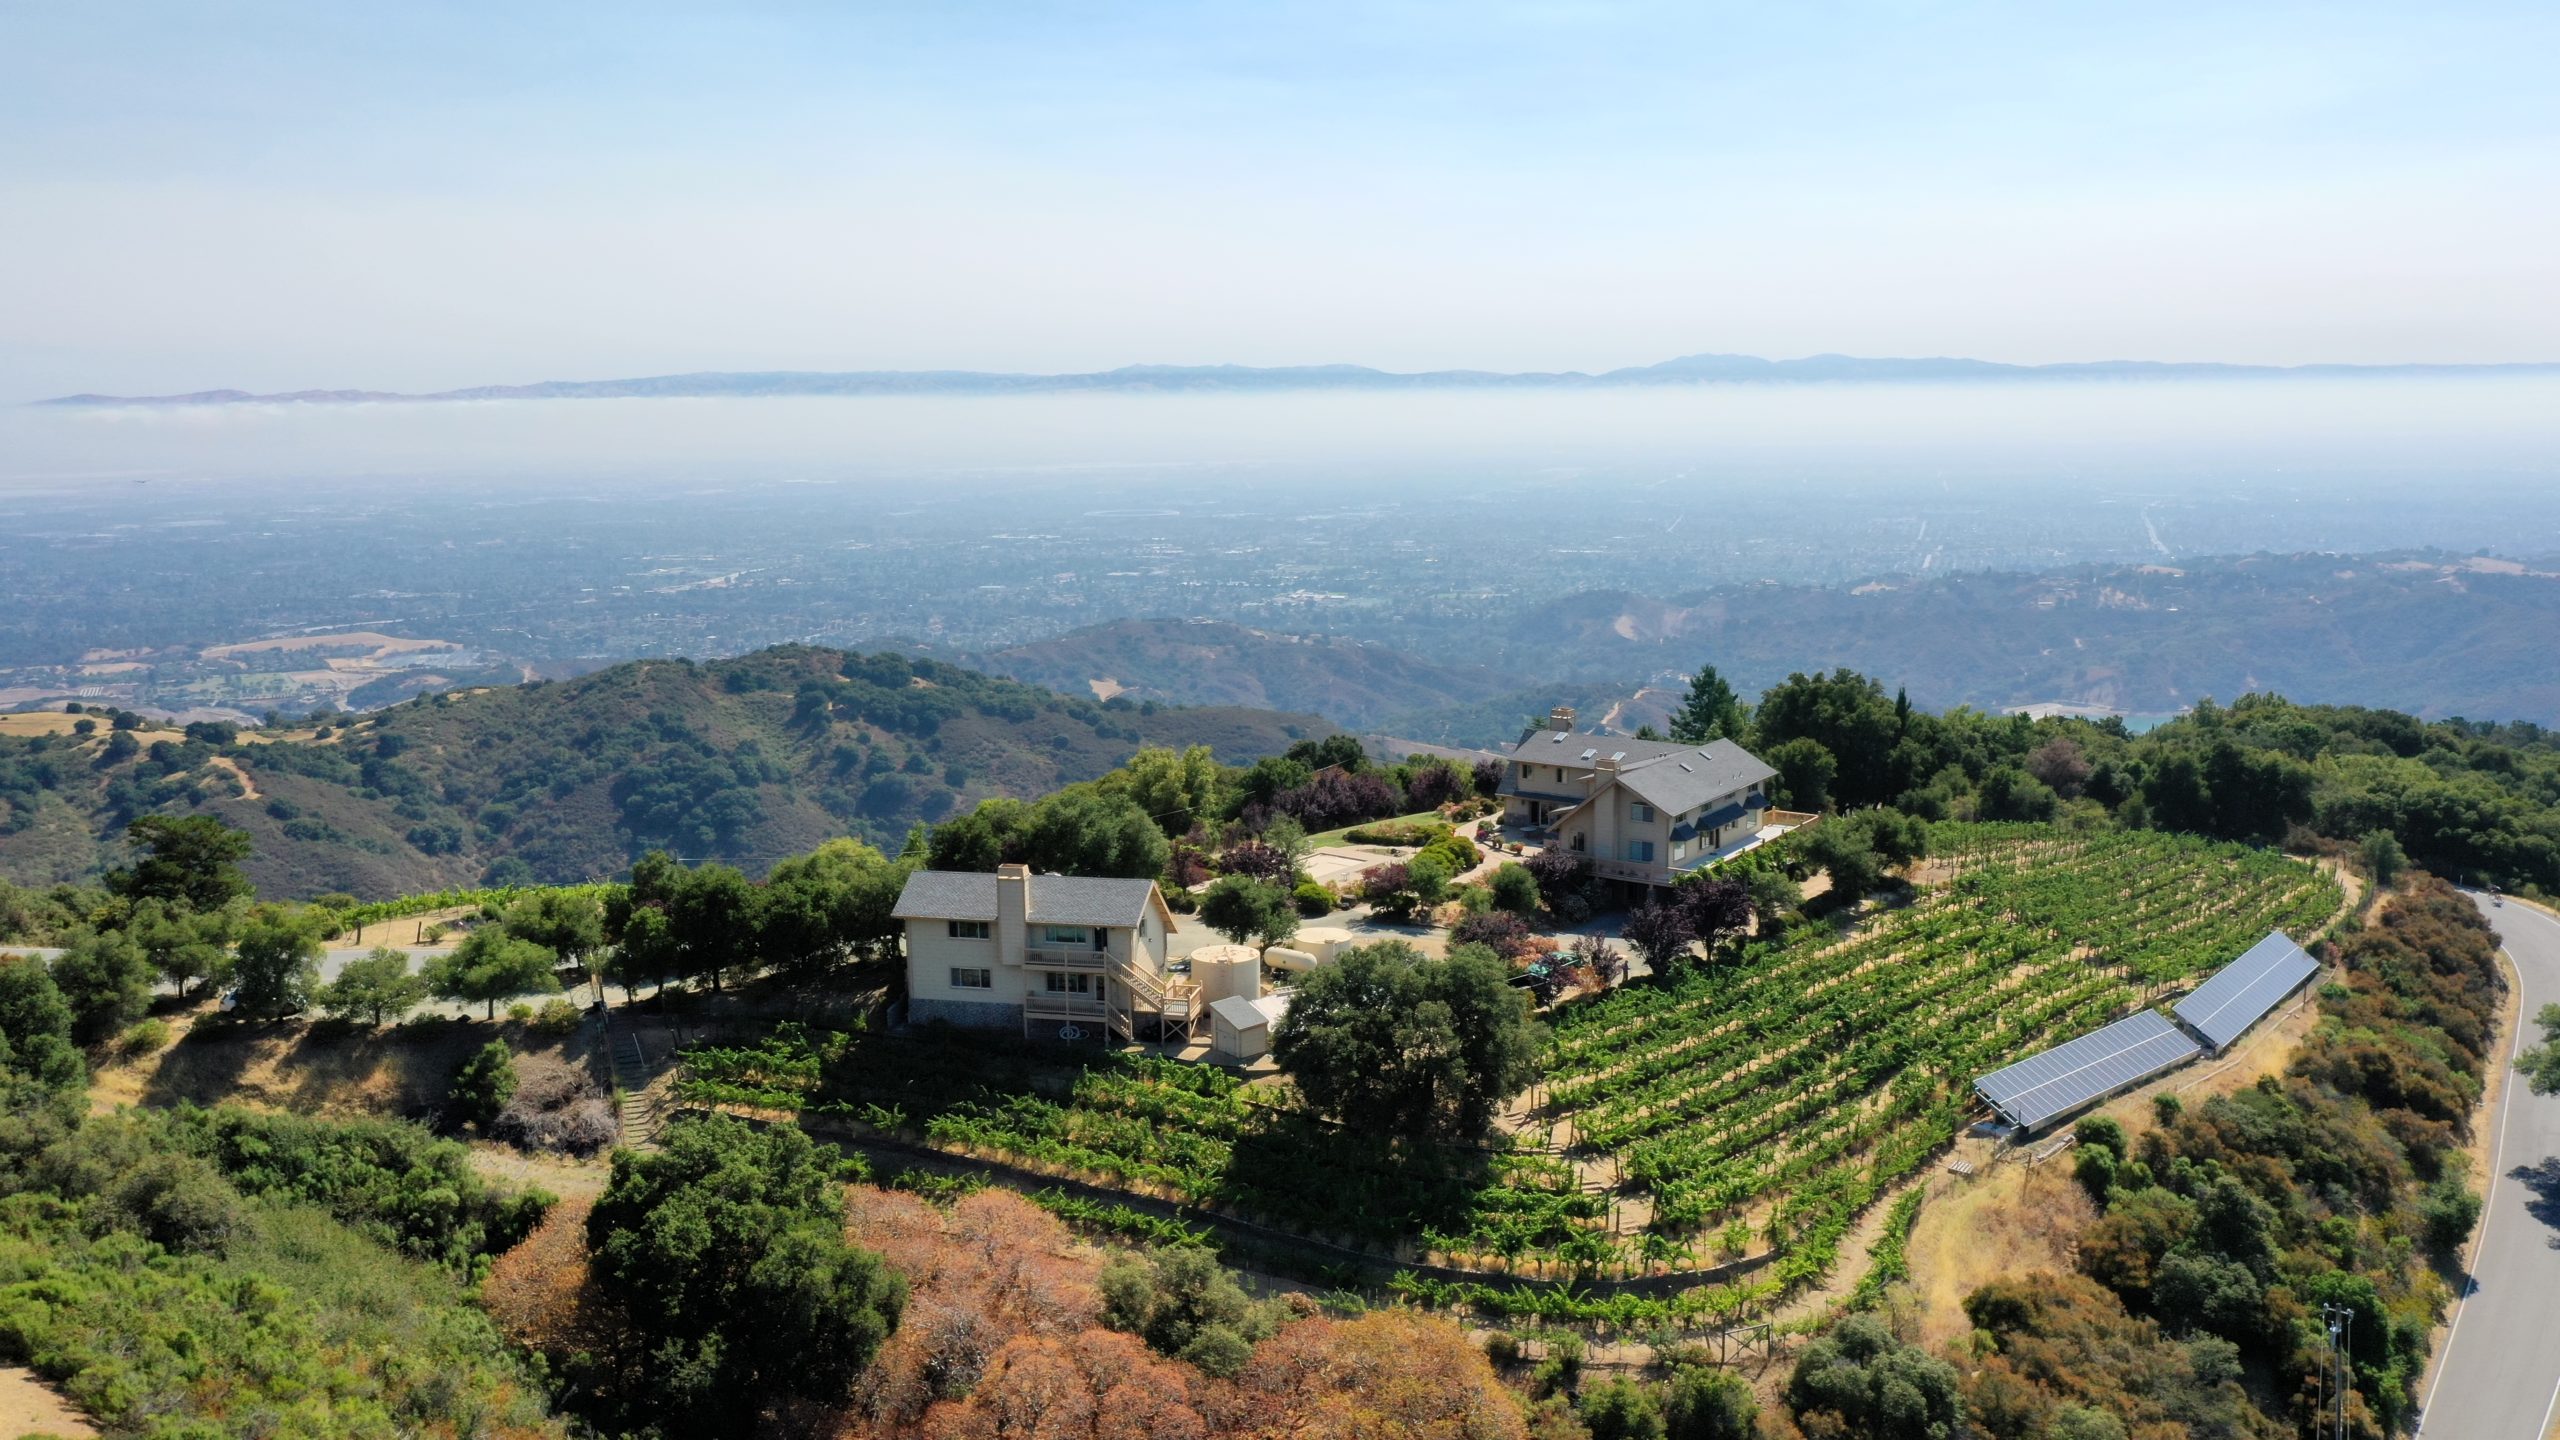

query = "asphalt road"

[{"left": 2417, "top": 893, "right": 2560, "bottom": 1439}]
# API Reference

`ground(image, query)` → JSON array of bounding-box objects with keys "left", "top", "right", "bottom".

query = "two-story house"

[
  {"left": 893, "top": 863, "right": 1200, "bottom": 1042},
  {"left": 1501, "top": 707, "right": 1787, "bottom": 891}
]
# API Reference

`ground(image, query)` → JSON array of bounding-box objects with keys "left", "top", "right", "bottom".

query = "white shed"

[{"left": 1209, "top": 992, "right": 1292, "bottom": 1063}]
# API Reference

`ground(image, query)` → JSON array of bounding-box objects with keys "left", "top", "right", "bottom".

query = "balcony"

[
  {"left": 1587, "top": 858, "right": 1664, "bottom": 885},
  {"left": 1024, "top": 946, "right": 1109, "bottom": 971},
  {"left": 1024, "top": 991, "right": 1107, "bottom": 1018}
]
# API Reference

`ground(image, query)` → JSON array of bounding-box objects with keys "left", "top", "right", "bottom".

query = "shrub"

[
  {"left": 532, "top": 996, "right": 582, "bottom": 1034},
  {"left": 1488, "top": 862, "right": 1541, "bottom": 914},
  {"left": 1579, "top": 1376, "right": 1667, "bottom": 1440},
  {"left": 1343, "top": 818, "right": 1453, "bottom": 847},
  {"left": 2420, "top": 1174, "right": 2483, "bottom": 1254},
  {"left": 1292, "top": 881, "right": 1337, "bottom": 917},
  {"left": 1419, "top": 834, "right": 1481, "bottom": 874},
  {"left": 120, "top": 1017, "right": 172, "bottom": 1055},
  {"left": 1449, "top": 910, "right": 1537, "bottom": 961},
  {"left": 448, "top": 1039, "right": 518, "bottom": 1129}
]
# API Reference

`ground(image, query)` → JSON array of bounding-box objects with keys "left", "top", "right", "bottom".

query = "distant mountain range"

[
  {"left": 961, "top": 552, "right": 2560, "bottom": 746},
  {"left": 41, "top": 354, "right": 2560, "bottom": 405}
]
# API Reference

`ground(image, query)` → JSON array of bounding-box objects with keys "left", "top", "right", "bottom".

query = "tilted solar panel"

[
  {"left": 2175, "top": 931, "right": 2319, "bottom": 1051},
  {"left": 1973, "top": 1011, "right": 2203, "bottom": 1130}
]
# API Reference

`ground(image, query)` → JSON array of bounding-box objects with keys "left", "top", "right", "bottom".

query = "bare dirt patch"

[
  {"left": 0, "top": 1364, "right": 95, "bottom": 1439},
  {"left": 203, "top": 631, "right": 455, "bottom": 658}
]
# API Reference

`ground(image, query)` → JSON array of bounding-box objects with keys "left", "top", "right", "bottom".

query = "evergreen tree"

[{"left": 1671, "top": 665, "right": 1746, "bottom": 745}]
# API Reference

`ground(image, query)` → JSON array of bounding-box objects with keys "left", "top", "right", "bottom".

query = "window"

[
  {"left": 1627, "top": 840, "right": 1656, "bottom": 863},
  {"left": 1041, "top": 925, "right": 1091, "bottom": 947},
  {"left": 947, "top": 920, "right": 990, "bottom": 940},
  {"left": 1043, "top": 972, "right": 1092, "bottom": 994},
  {"left": 1672, "top": 841, "right": 1688, "bottom": 860},
  {"left": 1632, "top": 803, "right": 1655, "bottom": 823},
  {"left": 949, "top": 967, "right": 992, "bottom": 990}
]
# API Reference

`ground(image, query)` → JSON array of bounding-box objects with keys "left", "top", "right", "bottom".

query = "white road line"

[
  {"left": 2417, "top": 904, "right": 2532, "bottom": 1432},
  {"left": 2539, "top": 1370, "right": 2560, "bottom": 1440}
]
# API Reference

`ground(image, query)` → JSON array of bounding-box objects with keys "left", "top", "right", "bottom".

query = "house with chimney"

[
  {"left": 893, "top": 863, "right": 1200, "bottom": 1042},
  {"left": 1500, "top": 707, "right": 1799, "bottom": 890}
]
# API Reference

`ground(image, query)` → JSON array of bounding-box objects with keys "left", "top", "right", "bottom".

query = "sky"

[{"left": 3, "top": 2, "right": 2557, "bottom": 399}]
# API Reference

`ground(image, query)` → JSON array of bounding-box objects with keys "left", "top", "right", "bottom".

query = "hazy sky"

[{"left": 5, "top": 2, "right": 2557, "bottom": 399}]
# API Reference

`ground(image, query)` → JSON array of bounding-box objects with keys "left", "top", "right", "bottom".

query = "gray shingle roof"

[
  {"left": 1613, "top": 739, "right": 1779, "bottom": 817},
  {"left": 891, "top": 870, "right": 1160, "bottom": 928},
  {"left": 1504, "top": 729, "right": 1702, "bottom": 767}
]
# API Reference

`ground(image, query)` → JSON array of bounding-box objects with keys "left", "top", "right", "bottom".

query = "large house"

[
  {"left": 893, "top": 863, "right": 1200, "bottom": 1042},
  {"left": 1501, "top": 707, "right": 1788, "bottom": 889}
]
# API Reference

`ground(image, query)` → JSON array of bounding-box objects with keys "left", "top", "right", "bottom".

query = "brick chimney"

[
  {"left": 996, "top": 863, "right": 1030, "bottom": 964},
  {"left": 1595, "top": 754, "right": 1621, "bottom": 773},
  {"left": 1548, "top": 706, "right": 1577, "bottom": 732}
]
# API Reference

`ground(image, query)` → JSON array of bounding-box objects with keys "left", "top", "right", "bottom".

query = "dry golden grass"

[
  {"left": 1902, "top": 1157, "right": 2099, "bottom": 1350},
  {"left": 96, "top": 1011, "right": 591, "bottom": 1124},
  {"left": 0, "top": 712, "right": 85, "bottom": 736}
]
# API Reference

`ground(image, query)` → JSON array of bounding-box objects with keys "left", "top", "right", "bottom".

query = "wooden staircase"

[
  {"left": 605, "top": 1011, "right": 663, "bottom": 1150},
  {"left": 1109, "top": 960, "right": 1202, "bottom": 1044}
]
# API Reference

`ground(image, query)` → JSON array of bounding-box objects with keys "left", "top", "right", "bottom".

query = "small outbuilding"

[{"left": 1209, "top": 992, "right": 1292, "bottom": 1064}]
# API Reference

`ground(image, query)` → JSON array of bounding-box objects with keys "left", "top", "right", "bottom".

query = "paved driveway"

[{"left": 2417, "top": 894, "right": 2560, "bottom": 1439}]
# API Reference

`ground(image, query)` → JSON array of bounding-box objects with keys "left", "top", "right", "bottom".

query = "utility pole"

[{"left": 2320, "top": 1302, "right": 2356, "bottom": 1440}]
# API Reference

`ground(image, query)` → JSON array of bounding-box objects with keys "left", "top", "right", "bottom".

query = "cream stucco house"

[
  {"left": 1500, "top": 707, "right": 1792, "bottom": 890},
  {"left": 893, "top": 863, "right": 1200, "bottom": 1042}
]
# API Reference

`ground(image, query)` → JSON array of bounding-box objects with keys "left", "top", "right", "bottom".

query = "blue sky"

[{"left": 3, "top": 2, "right": 2555, "bottom": 395}]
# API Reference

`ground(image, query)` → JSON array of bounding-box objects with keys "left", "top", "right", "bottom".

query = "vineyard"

[{"left": 673, "top": 823, "right": 2340, "bottom": 1313}]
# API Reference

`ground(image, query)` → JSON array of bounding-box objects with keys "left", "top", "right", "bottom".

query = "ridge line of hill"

[{"left": 41, "top": 353, "right": 2560, "bottom": 405}]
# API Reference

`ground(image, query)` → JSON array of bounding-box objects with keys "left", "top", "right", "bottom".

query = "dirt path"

[
  {"left": 207, "top": 754, "right": 260, "bottom": 800},
  {"left": 0, "top": 1364, "right": 96, "bottom": 1438}
]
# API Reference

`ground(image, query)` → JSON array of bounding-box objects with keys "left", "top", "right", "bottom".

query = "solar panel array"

[
  {"left": 1974, "top": 1011, "right": 2202, "bottom": 1130},
  {"left": 2175, "top": 931, "right": 2319, "bottom": 1051}
]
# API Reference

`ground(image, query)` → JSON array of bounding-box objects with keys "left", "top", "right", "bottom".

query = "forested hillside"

[
  {"left": 971, "top": 618, "right": 1519, "bottom": 728},
  {"left": 0, "top": 646, "right": 1324, "bottom": 899}
]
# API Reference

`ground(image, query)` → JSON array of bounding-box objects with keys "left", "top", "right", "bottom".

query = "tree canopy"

[
  {"left": 109, "top": 815, "right": 253, "bottom": 913},
  {"left": 1271, "top": 940, "right": 1540, "bottom": 1142},
  {"left": 317, "top": 946, "right": 429, "bottom": 1026},
  {"left": 585, "top": 1115, "right": 906, "bottom": 1434},
  {"left": 424, "top": 930, "right": 562, "bottom": 1019}
]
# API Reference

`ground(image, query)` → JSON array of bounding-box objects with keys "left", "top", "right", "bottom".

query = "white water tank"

[
  {"left": 1190, "top": 944, "right": 1262, "bottom": 1005},
  {"left": 1262, "top": 946, "right": 1320, "bottom": 975},
  {"left": 1293, "top": 927, "right": 1358, "bottom": 963}
]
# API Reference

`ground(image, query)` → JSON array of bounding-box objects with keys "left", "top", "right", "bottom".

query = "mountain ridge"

[
  {"left": 0, "top": 645, "right": 1326, "bottom": 899},
  {"left": 43, "top": 353, "right": 2560, "bottom": 405}
]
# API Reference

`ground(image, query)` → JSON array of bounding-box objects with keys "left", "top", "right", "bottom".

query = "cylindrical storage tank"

[
  {"left": 1262, "top": 946, "right": 1319, "bottom": 976},
  {"left": 1189, "top": 944, "right": 1262, "bottom": 1005},
  {"left": 1294, "top": 927, "right": 1357, "bottom": 963}
]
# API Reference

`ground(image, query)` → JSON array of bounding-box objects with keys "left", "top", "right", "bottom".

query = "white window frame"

[
  {"left": 947, "top": 920, "right": 990, "bottom": 940},
  {"left": 1632, "top": 803, "right": 1655, "bottom": 823},
  {"left": 1043, "top": 972, "right": 1093, "bottom": 994},
  {"left": 1040, "top": 924, "right": 1091, "bottom": 947},
  {"left": 949, "top": 967, "right": 992, "bottom": 989}
]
